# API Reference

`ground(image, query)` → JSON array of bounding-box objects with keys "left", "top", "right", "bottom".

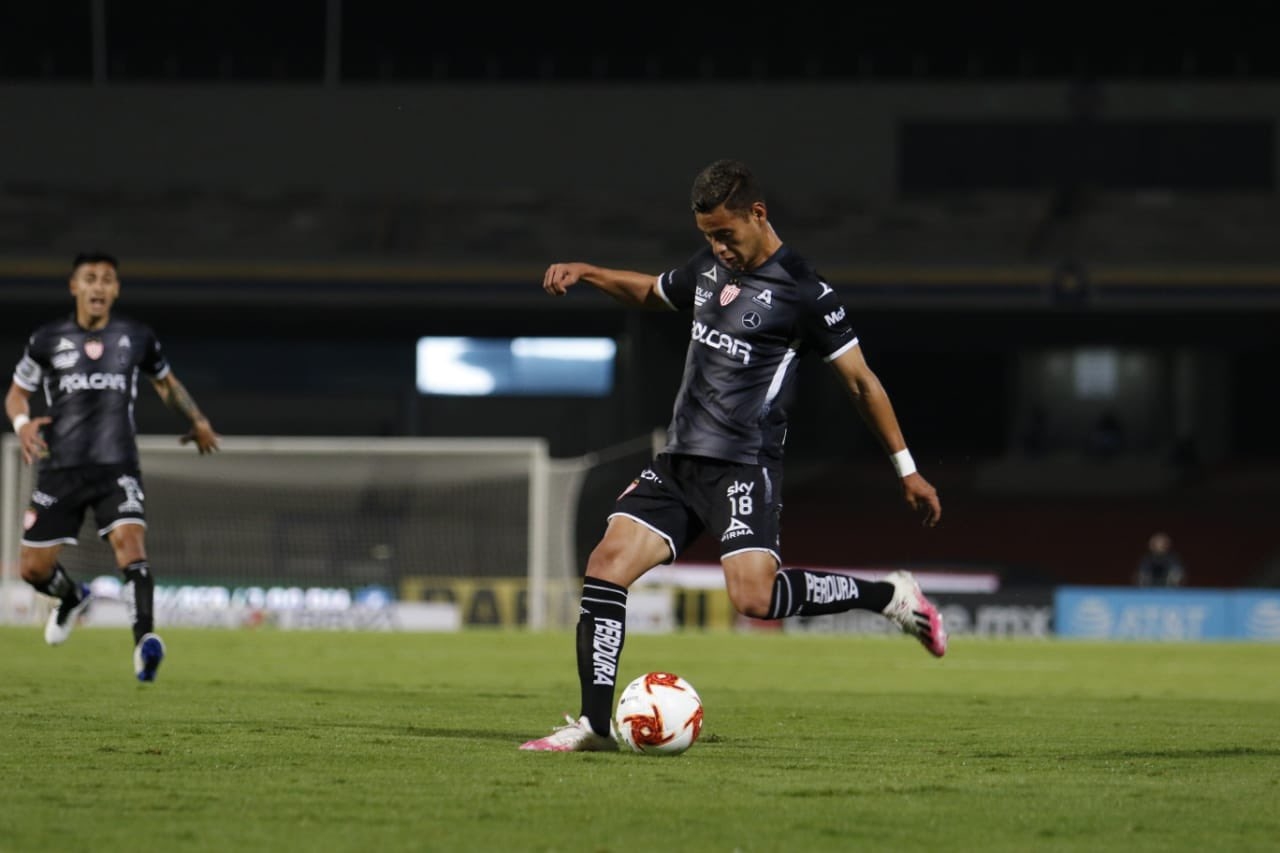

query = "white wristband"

[
  {"left": 12, "top": 413, "right": 30, "bottom": 435},
  {"left": 890, "top": 448, "right": 916, "bottom": 478}
]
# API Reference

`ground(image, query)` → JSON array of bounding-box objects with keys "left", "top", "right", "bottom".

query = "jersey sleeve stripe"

[
  {"left": 653, "top": 272, "right": 677, "bottom": 310},
  {"left": 822, "top": 337, "right": 859, "bottom": 363}
]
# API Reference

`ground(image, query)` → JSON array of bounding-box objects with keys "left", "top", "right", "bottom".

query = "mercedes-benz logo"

[{"left": 742, "top": 311, "right": 761, "bottom": 329}]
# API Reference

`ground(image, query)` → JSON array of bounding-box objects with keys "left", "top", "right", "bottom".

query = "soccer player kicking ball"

[
  {"left": 521, "top": 160, "right": 946, "bottom": 752},
  {"left": 6, "top": 251, "right": 221, "bottom": 682}
]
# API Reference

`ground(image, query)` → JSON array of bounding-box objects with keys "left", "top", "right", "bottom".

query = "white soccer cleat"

[
  {"left": 883, "top": 570, "right": 948, "bottom": 658},
  {"left": 519, "top": 715, "right": 619, "bottom": 752},
  {"left": 44, "top": 585, "right": 92, "bottom": 646}
]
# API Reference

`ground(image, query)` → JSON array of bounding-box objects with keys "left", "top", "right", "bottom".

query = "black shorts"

[
  {"left": 21, "top": 464, "right": 148, "bottom": 546},
  {"left": 610, "top": 452, "right": 782, "bottom": 564}
]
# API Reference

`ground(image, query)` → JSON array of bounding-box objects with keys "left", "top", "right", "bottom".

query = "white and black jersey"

[
  {"left": 654, "top": 244, "right": 858, "bottom": 466},
  {"left": 11, "top": 314, "right": 170, "bottom": 470}
]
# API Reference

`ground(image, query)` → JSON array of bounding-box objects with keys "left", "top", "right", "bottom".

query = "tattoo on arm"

[{"left": 161, "top": 377, "right": 204, "bottom": 424}]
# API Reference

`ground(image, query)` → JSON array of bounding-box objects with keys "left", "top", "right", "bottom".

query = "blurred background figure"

[
  {"left": 1085, "top": 410, "right": 1127, "bottom": 461},
  {"left": 1135, "top": 532, "right": 1186, "bottom": 587}
]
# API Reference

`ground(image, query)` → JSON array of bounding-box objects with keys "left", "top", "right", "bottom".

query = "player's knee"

[
  {"left": 585, "top": 542, "right": 629, "bottom": 583},
  {"left": 108, "top": 526, "right": 146, "bottom": 560},
  {"left": 18, "top": 553, "right": 55, "bottom": 585},
  {"left": 19, "top": 564, "right": 49, "bottom": 585},
  {"left": 726, "top": 586, "right": 773, "bottom": 620}
]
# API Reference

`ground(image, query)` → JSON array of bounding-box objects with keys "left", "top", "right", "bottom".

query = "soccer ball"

[{"left": 614, "top": 671, "right": 703, "bottom": 756}]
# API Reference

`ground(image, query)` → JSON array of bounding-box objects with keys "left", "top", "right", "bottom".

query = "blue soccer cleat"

[{"left": 133, "top": 632, "right": 166, "bottom": 683}]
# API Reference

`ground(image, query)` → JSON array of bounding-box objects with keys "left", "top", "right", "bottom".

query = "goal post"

[{"left": 0, "top": 434, "right": 588, "bottom": 630}]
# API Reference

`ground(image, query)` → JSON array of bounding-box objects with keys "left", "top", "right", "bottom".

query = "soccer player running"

[
  {"left": 5, "top": 251, "right": 220, "bottom": 682},
  {"left": 521, "top": 160, "right": 946, "bottom": 752}
]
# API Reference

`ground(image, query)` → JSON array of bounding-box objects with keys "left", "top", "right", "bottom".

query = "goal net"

[{"left": 1, "top": 435, "right": 589, "bottom": 630}]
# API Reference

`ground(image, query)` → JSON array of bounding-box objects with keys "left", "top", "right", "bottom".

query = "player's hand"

[
  {"left": 542, "top": 263, "right": 586, "bottom": 296},
  {"left": 16, "top": 416, "right": 51, "bottom": 465},
  {"left": 180, "top": 418, "right": 221, "bottom": 455},
  {"left": 902, "top": 473, "right": 941, "bottom": 527}
]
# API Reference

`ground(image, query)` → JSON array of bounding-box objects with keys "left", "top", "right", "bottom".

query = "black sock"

[
  {"left": 122, "top": 560, "right": 154, "bottom": 645},
  {"left": 575, "top": 578, "right": 628, "bottom": 737},
  {"left": 32, "top": 563, "right": 81, "bottom": 603},
  {"left": 766, "top": 569, "right": 894, "bottom": 618}
]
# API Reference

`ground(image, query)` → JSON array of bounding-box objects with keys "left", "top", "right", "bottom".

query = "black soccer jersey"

[
  {"left": 654, "top": 244, "right": 859, "bottom": 465},
  {"left": 11, "top": 314, "right": 170, "bottom": 470}
]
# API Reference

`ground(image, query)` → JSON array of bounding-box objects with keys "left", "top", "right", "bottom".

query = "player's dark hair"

[
  {"left": 72, "top": 251, "right": 118, "bottom": 273},
  {"left": 690, "top": 159, "right": 764, "bottom": 214}
]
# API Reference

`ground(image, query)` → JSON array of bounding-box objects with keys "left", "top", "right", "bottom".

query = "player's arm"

[
  {"left": 542, "top": 262, "right": 667, "bottom": 309},
  {"left": 5, "top": 381, "right": 50, "bottom": 465},
  {"left": 829, "top": 344, "right": 941, "bottom": 527},
  {"left": 150, "top": 372, "right": 220, "bottom": 454}
]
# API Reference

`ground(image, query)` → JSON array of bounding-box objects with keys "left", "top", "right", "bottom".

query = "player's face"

[
  {"left": 69, "top": 261, "right": 120, "bottom": 328},
  {"left": 695, "top": 202, "right": 769, "bottom": 272}
]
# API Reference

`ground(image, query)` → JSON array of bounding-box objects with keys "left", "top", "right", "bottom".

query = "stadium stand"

[{"left": 4, "top": 184, "right": 1280, "bottom": 268}]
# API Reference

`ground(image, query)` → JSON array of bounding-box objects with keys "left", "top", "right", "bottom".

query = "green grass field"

[{"left": 1, "top": 626, "right": 1277, "bottom": 852}]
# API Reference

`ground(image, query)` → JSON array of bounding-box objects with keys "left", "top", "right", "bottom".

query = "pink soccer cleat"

[
  {"left": 883, "top": 570, "right": 948, "bottom": 657},
  {"left": 519, "top": 715, "right": 618, "bottom": 752}
]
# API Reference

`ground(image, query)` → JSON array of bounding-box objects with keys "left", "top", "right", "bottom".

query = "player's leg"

[
  {"left": 712, "top": 463, "right": 946, "bottom": 656},
  {"left": 521, "top": 456, "right": 695, "bottom": 752},
  {"left": 98, "top": 468, "right": 165, "bottom": 681},
  {"left": 105, "top": 522, "right": 152, "bottom": 643},
  {"left": 519, "top": 517, "right": 672, "bottom": 752},
  {"left": 723, "top": 554, "right": 946, "bottom": 657},
  {"left": 21, "top": 543, "right": 92, "bottom": 645},
  {"left": 578, "top": 517, "right": 672, "bottom": 727},
  {"left": 20, "top": 469, "right": 92, "bottom": 645}
]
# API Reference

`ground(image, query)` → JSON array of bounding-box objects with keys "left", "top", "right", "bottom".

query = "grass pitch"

[{"left": 0, "top": 626, "right": 1277, "bottom": 852}]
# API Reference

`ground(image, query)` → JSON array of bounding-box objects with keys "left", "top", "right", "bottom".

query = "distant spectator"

[{"left": 1136, "top": 532, "right": 1186, "bottom": 587}]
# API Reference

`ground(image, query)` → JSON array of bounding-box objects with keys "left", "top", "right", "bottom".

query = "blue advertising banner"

[{"left": 1055, "top": 587, "right": 1280, "bottom": 641}]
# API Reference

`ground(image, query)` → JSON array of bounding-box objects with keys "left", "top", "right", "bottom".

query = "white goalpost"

[{"left": 0, "top": 434, "right": 591, "bottom": 631}]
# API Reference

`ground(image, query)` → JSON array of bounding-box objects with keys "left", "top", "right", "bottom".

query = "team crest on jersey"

[
  {"left": 84, "top": 339, "right": 103, "bottom": 360},
  {"left": 719, "top": 283, "right": 741, "bottom": 306}
]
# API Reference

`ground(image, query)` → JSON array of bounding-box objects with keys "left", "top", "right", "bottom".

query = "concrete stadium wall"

[{"left": 3, "top": 83, "right": 1278, "bottom": 199}]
